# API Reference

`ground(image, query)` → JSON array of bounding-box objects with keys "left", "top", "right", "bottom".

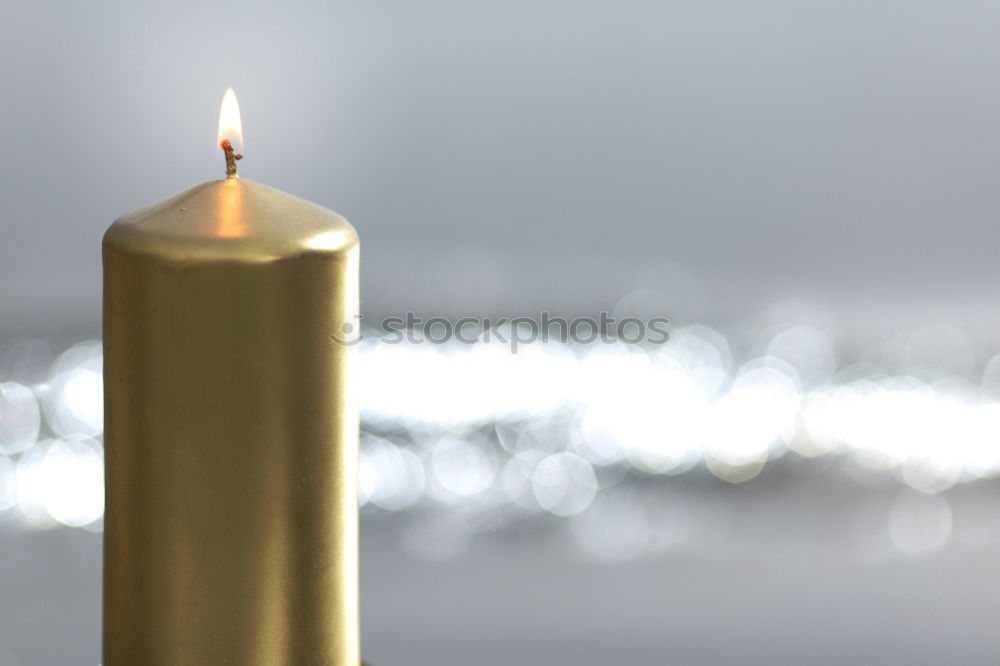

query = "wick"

[{"left": 220, "top": 139, "right": 243, "bottom": 178}]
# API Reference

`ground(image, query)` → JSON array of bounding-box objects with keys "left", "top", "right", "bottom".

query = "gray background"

[
  {"left": 4, "top": 1, "right": 1000, "bottom": 664},
  {"left": 6, "top": 0, "right": 1000, "bottom": 339}
]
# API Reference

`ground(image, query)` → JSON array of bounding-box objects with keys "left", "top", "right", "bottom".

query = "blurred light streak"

[{"left": 3, "top": 325, "right": 1000, "bottom": 564}]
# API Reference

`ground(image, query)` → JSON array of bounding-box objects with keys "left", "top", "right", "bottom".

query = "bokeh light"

[
  {"left": 0, "top": 382, "right": 40, "bottom": 455},
  {"left": 4, "top": 323, "right": 1000, "bottom": 562}
]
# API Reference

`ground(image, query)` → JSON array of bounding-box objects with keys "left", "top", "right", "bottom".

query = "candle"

[{"left": 102, "top": 90, "right": 360, "bottom": 665}]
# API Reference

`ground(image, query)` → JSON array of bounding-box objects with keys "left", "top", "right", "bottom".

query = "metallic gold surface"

[{"left": 103, "top": 178, "right": 360, "bottom": 665}]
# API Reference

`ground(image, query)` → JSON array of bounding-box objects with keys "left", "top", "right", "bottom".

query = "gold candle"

[{"left": 102, "top": 90, "right": 360, "bottom": 665}]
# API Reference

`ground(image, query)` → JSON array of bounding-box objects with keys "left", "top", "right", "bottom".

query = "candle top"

[{"left": 104, "top": 178, "right": 357, "bottom": 264}]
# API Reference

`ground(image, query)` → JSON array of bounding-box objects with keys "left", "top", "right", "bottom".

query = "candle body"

[{"left": 102, "top": 179, "right": 359, "bottom": 665}]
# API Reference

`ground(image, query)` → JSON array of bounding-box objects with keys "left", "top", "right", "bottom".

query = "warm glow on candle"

[
  {"left": 217, "top": 87, "right": 243, "bottom": 150},
  {"left": 216, "top": 178, "right": 246, "bottom": 238}
]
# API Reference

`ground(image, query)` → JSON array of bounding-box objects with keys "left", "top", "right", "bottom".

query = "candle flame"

[{"left": 217, "top": 88, "right": 243, "bottom": 150}]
